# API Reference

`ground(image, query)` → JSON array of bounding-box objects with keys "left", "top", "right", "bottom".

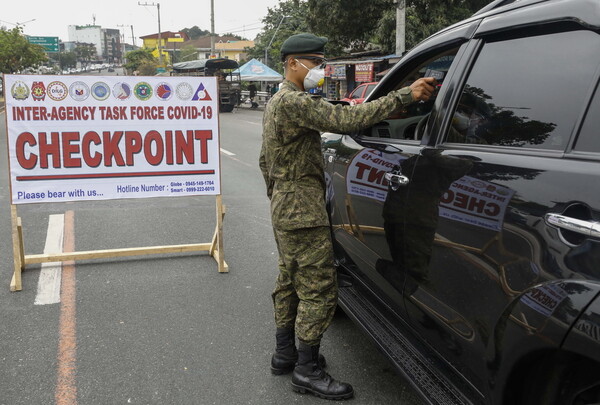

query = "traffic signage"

[{"left": 27, "top": 36, "right": 59, "bottom": 52}]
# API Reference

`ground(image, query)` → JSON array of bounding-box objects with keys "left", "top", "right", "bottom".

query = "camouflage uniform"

[{"left": 260, "top": 79, "right": 414, "bottom": 346}]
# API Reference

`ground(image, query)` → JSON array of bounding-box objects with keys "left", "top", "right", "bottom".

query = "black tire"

[
  {"left": 520, "top": 353, "right": 600, "bottom": 405},
  {"left": 220, "top": 104, "right": 234, "bottom": 113}
]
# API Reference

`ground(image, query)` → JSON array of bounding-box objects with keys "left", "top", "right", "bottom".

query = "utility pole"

[
  {"left": 138, "top": 2, "right": 163, "bottom": 66},
  {"left": 210, "top": 0, "right": 215, "bottom": 58},
  {"left": 395, "top": 0, "right": 406, "bottom": 55},
  {"left": 118, "top": 24, "right": 135, "bottom": 46}
]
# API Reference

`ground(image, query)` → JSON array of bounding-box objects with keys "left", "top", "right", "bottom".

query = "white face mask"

[{"left": 296, "top": 59, "right": 325, "bottom": 90}]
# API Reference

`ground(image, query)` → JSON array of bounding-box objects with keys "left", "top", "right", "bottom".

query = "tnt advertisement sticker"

[{"left": 4, "top": 74, "right": 221, "bottom": 204}]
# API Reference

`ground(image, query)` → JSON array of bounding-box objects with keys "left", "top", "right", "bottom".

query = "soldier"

[{"left": 259, "top": 32, "right": 436, "bottom": 400}]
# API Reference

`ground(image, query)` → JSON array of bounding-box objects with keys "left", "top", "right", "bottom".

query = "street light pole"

[
  {"left": 265, "top": 15, "right": 288, "bottom": 68},
  {"left": 138, "top": 2, "right": 163, "bottom": 66},
  {"left": 1, "top": 18, "right": 36, "bottom": 32},
  {"left": 210, "top": 0, "right": 215, "bottom": 58}
]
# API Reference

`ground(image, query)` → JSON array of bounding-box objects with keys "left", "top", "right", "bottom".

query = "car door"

[
  {"left": 401, "top": 24, "right": 600, "bottom": 396},
  {"left": 323, "top": 22, "right": 478, "bottom": 319}
]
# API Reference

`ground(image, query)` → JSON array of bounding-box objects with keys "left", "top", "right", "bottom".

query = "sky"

[{"left": 1, "top": 0, "right": 282, "bottom": 45}]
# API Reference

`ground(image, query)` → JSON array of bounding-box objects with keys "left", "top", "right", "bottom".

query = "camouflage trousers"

[{"left": 272, "top": 226, "right": 338, "bottom": 346}]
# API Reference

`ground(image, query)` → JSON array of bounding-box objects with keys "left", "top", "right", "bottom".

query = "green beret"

[{"left": 280, "top": 33, "right": 328, "bottom": 60}]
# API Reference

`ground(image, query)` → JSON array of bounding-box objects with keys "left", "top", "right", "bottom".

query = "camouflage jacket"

[{"left": 259, "top": 80, "right": 414, "bottom": 231}]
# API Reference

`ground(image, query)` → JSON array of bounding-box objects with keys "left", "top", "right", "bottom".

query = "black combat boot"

[
  {"left": 271, "top": 327, "right": 298, "bottom": 375},
  {"left": 271, "top": 328, "right": 327, "bottom": 375},
  {"left": 291, "top": 343, "right": 354, "bottom": 400}
]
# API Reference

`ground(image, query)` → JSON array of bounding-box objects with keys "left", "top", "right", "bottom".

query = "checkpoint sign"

[
  {"left": 4, "top": 74, "right": 221, "bottom": 204},
  {"left": 26, "top": 36, "right": 60, "bottom": 52}
]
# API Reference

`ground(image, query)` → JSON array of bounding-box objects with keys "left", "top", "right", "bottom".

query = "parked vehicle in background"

[
  {"left": 322, "top": 0, "right": 600, "bottom": 404},
  {"left": 171, "top": 58, "right": 241, "bottom": 112},
  {"left": 340, "top": 81, "right": 378, "bottom": 105}
]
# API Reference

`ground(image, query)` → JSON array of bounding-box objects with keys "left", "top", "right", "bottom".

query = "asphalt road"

[{"left": 0, "top": 103, "right": 424, "bottom": 404}]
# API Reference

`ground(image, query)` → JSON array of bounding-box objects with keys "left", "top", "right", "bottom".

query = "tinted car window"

[
  {"left": 350, "top": 86, "right": 364, "bottom": 99},
  {"left": 362, "top": 48, "right": 459, "bottom": 140},
  {"left": 574, "top": 83, "right": 600, "bottom": 153},
  {"left": 364, "top": 84, "right": 376, "bottom": 98},
  {"left": 446, "top": 30, "right": 600, "bottom": 150}
]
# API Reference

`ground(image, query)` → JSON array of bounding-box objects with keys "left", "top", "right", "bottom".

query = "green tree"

[
  {"left": 306, "top": 0, "right": 395, "bottom": 54},
  {"left": 0, "top": 27, "right": 47, "bottom": 73},
  {"left": 181, "top": 25, "right": 211, "bottom": 40},
  {"left": 123, "top": 48, "right": 157, "bottom": 73},
  {"left": 305, "top": 0, "right": 491, "bottom": 55},
  {"left": 246, "top": 0, "right": 310, "bottom": 72},
  {"left": 56, "top": 51, "right": 77, "bottom": 70},
  {"left": 179, "top": 44, "right": 199, "bottom": 62},
  {"left": 74, "top": 43, "right": 96, "bottom": 66},
  {"left": 220, "top": 33, "right": 245, "bottom": 41},
  {"left": 138, "top": 61, "right": 159, "bottom": 76}
]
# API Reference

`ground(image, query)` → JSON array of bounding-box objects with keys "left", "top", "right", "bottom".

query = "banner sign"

[
  {"left": 4, "top": 74, "right": 221, "bottom": 204},
  {"left": 345, "top": 149, "right": 514, "bottom": 231},
  {"left": 355, "top": 63, "right": 374, "bottom": 82},
  {"left": 325, "top": 65, "right": 346, "bottom": 80}
]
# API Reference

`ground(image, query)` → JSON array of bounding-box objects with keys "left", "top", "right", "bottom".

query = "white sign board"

[{"left": 4, "top": 74, "right": 221, "bottom": 204}]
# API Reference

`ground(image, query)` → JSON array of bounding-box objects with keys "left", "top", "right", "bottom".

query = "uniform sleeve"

[
  {"left": 283, "top": 87, "right": 414, "bottom": 135},
  {"left": 258, "top": 141, "right": 273, "bottom": 199}
]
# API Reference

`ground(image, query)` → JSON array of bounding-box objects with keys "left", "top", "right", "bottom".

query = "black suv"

[{"left": 322, "top": 0, "right": 600, "bottom": 404}]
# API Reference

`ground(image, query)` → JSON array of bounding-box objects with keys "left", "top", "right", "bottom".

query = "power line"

[{"left": 219, "top": 20, "right": 262, "bottom": 33}]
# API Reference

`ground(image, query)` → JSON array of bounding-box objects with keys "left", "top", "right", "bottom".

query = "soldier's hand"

[{"left": 410, "top": 77, "right": 438, "bottom": 102}]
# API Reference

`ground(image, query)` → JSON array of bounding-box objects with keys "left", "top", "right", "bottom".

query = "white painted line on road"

[
  {"left": 34, "top": 214, "right": 64, "bottom": 306},
  {"left": 220, "top": 148, "right": 236, "bottom": 156},
  {"left": 242, "top": 120, "right": 261, "bottom": 126}
]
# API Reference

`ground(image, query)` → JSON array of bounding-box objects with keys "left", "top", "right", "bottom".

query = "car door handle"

[
  {"left": 544, "top": 213, "right": 600, "bottom": 238},
  {"left": 384, "top": 172, "right": 409, "bottom": 191}
]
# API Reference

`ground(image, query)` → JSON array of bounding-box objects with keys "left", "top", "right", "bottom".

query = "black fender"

[
  {"left": 487, "top": 280, "right": 600, "bottom": 403},
  {"left": 562, "top": 288, "right": 600, "bottom": 363}
]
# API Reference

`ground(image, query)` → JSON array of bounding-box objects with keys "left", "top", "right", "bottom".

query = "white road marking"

[
  {"left": 242, "top": 120, "right": 261, "bottom": 126},
  {"left": 220, "top": 148, "right": 236, "bottom": 156},
  {"left": 34, "top": 214, "right": 64, "bottom": 305}
]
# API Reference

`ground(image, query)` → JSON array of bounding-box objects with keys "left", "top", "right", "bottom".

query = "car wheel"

[
  {"left": 520, "top": 353, "right": 600, "bottom": 405},
  {"left": 220, "top": 104, "right": 235, "bottom": 113}
]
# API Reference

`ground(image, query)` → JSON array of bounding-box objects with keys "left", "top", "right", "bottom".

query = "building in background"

[
  {"left": 180, "top": 35, "right": 253, "bottom": 61},
  {"left": 68, "top": 25, "right": 122, "bottom": 63},
  {"left": 140, "top": 31, "right": 190, "bottom": 65},
  {"left": 216, "top": 40, "right": 254, "bottom": 62}
]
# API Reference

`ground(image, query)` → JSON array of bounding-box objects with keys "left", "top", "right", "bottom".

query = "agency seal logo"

[
  {"left": 113, "top": 82, "right": 131, "bottom": 100},
  {"left": 11, "top": 81, "right": 30, "bottom": 100},
  {"left": 31, "top": 82, "right": 46, "bottom": 101},
  {"left": 155, "top": 82, "right": 173, "bottom": 101},
  {"left": 69, "top": 81, "right": 90, "bottom": 101},
  {"left": 176, "top": 82, "right": 193, "bottom": 100},
  {"left": 91, "top": 82, "right": 110, "bottom": 101},
  {"left": 134, "top": 82, "right": 153, "bottom": 101},
  {"left": 192, "top": 83, "right": 212, "bottom": 101},
  {"left": 47, "top": 81, "right": 68, "bottom": 101}
]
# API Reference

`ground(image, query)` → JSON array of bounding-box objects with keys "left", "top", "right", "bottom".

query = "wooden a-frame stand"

[{"left": 9, "top": 195, "right": 228, "bottom": 292}]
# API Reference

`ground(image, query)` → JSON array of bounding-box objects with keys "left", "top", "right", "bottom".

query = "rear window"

[{"left": 445, "top": 30, "right": 600, "bottom": 150}]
